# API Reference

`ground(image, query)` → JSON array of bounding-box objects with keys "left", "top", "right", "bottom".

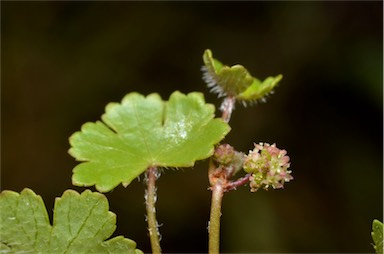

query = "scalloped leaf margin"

[
  {"left": 0, "top": 188, "right": 143, "bottom": 254},
  {"left": 69, "top": 91, "right": 231, "bottom": 192}
]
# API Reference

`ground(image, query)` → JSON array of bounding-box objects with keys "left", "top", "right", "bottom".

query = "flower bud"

[
  {"left": 243, "top": 142, "right": 293, "bottom": 192},
  {"left": 213, "top": 144, "right": 235, "bottom": 165}
]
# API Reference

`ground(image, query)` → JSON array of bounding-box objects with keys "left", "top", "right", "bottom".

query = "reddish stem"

[{"left": 224, "top": 173, "right": 251, "bottom": 192}]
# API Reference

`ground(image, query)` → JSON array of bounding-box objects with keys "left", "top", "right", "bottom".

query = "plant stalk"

[
  {"left": 145, "top": 167, "right": 162, "bottom": 254},
  {"left": 225, "top": 173, "right": 251, "bottom": 192},
  {"left": 207, "top": 95, "right": 235, "bottom": 254},
  {"left": 208, "top": 180, "right": 224, "bottom": 254},
  {"left": 220, "top": 96, "right": 236, "bottom": 123}
]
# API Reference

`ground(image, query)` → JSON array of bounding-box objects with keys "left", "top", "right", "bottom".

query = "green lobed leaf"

[
  {"left": 372, "top": 219, "right": 383, "bottom": 254},
  {"left": 69, "top": 91, "right": 230, "bottom": 192},
  {"left": 0, "top": 188, "right": 143, "bottom": 254},
  {"left": 202, "top": 49, "right": 282, "bottom": 102}
]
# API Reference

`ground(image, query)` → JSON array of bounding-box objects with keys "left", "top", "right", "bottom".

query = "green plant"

[
  {"left": 1, "top": 49, "right": 293, "bottom": 254},
  {"left": 372, "top": 219, "right": 383, "bottom": 254},
  {"left": 0, "top": 189, "right": 142, "bottom": 254}
]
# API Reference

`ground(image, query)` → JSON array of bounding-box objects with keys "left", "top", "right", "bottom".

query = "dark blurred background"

[{"left": 2, "top": 1, "right": 382, "bottom": 253}]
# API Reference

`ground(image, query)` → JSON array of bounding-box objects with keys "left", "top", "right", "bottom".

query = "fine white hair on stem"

[{"left": 220, "top": 96, "right": 236, "bottom": 123}]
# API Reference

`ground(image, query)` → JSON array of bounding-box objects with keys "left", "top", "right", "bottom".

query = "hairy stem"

[
  {"left": 145, "top": 167, "right": 162, "bottom": 254},
  {"left": 220, "top": 96, "right": 236, "bottom": 122},
  {"left": 209, "top": 180, "right": 224, "bottom": 254},
  {"left": 207, "top": 95, "right": 236, "bottom": 253}
]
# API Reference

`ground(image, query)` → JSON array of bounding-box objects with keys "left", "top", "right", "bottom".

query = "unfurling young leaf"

[
  {"left": 202, "top": 49, "right": 282, "bottom": 103},
  {"left": 0, "top": 188, "right": 143, "bottom": 254},
  {"left": 69, "top": 91, "right": 230, "bottom": 192},
  {"left": 372, "top": 219, "right": 383, "bottom": 254}
]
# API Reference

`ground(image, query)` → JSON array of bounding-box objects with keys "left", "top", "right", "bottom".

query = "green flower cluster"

[{"left": 243, "top": 143, "right": 293, "bottom": 191}]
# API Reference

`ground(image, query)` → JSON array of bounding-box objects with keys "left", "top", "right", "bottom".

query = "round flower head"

[{"left": 243, "top": 142, "right": 292, "bottom": 192}]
